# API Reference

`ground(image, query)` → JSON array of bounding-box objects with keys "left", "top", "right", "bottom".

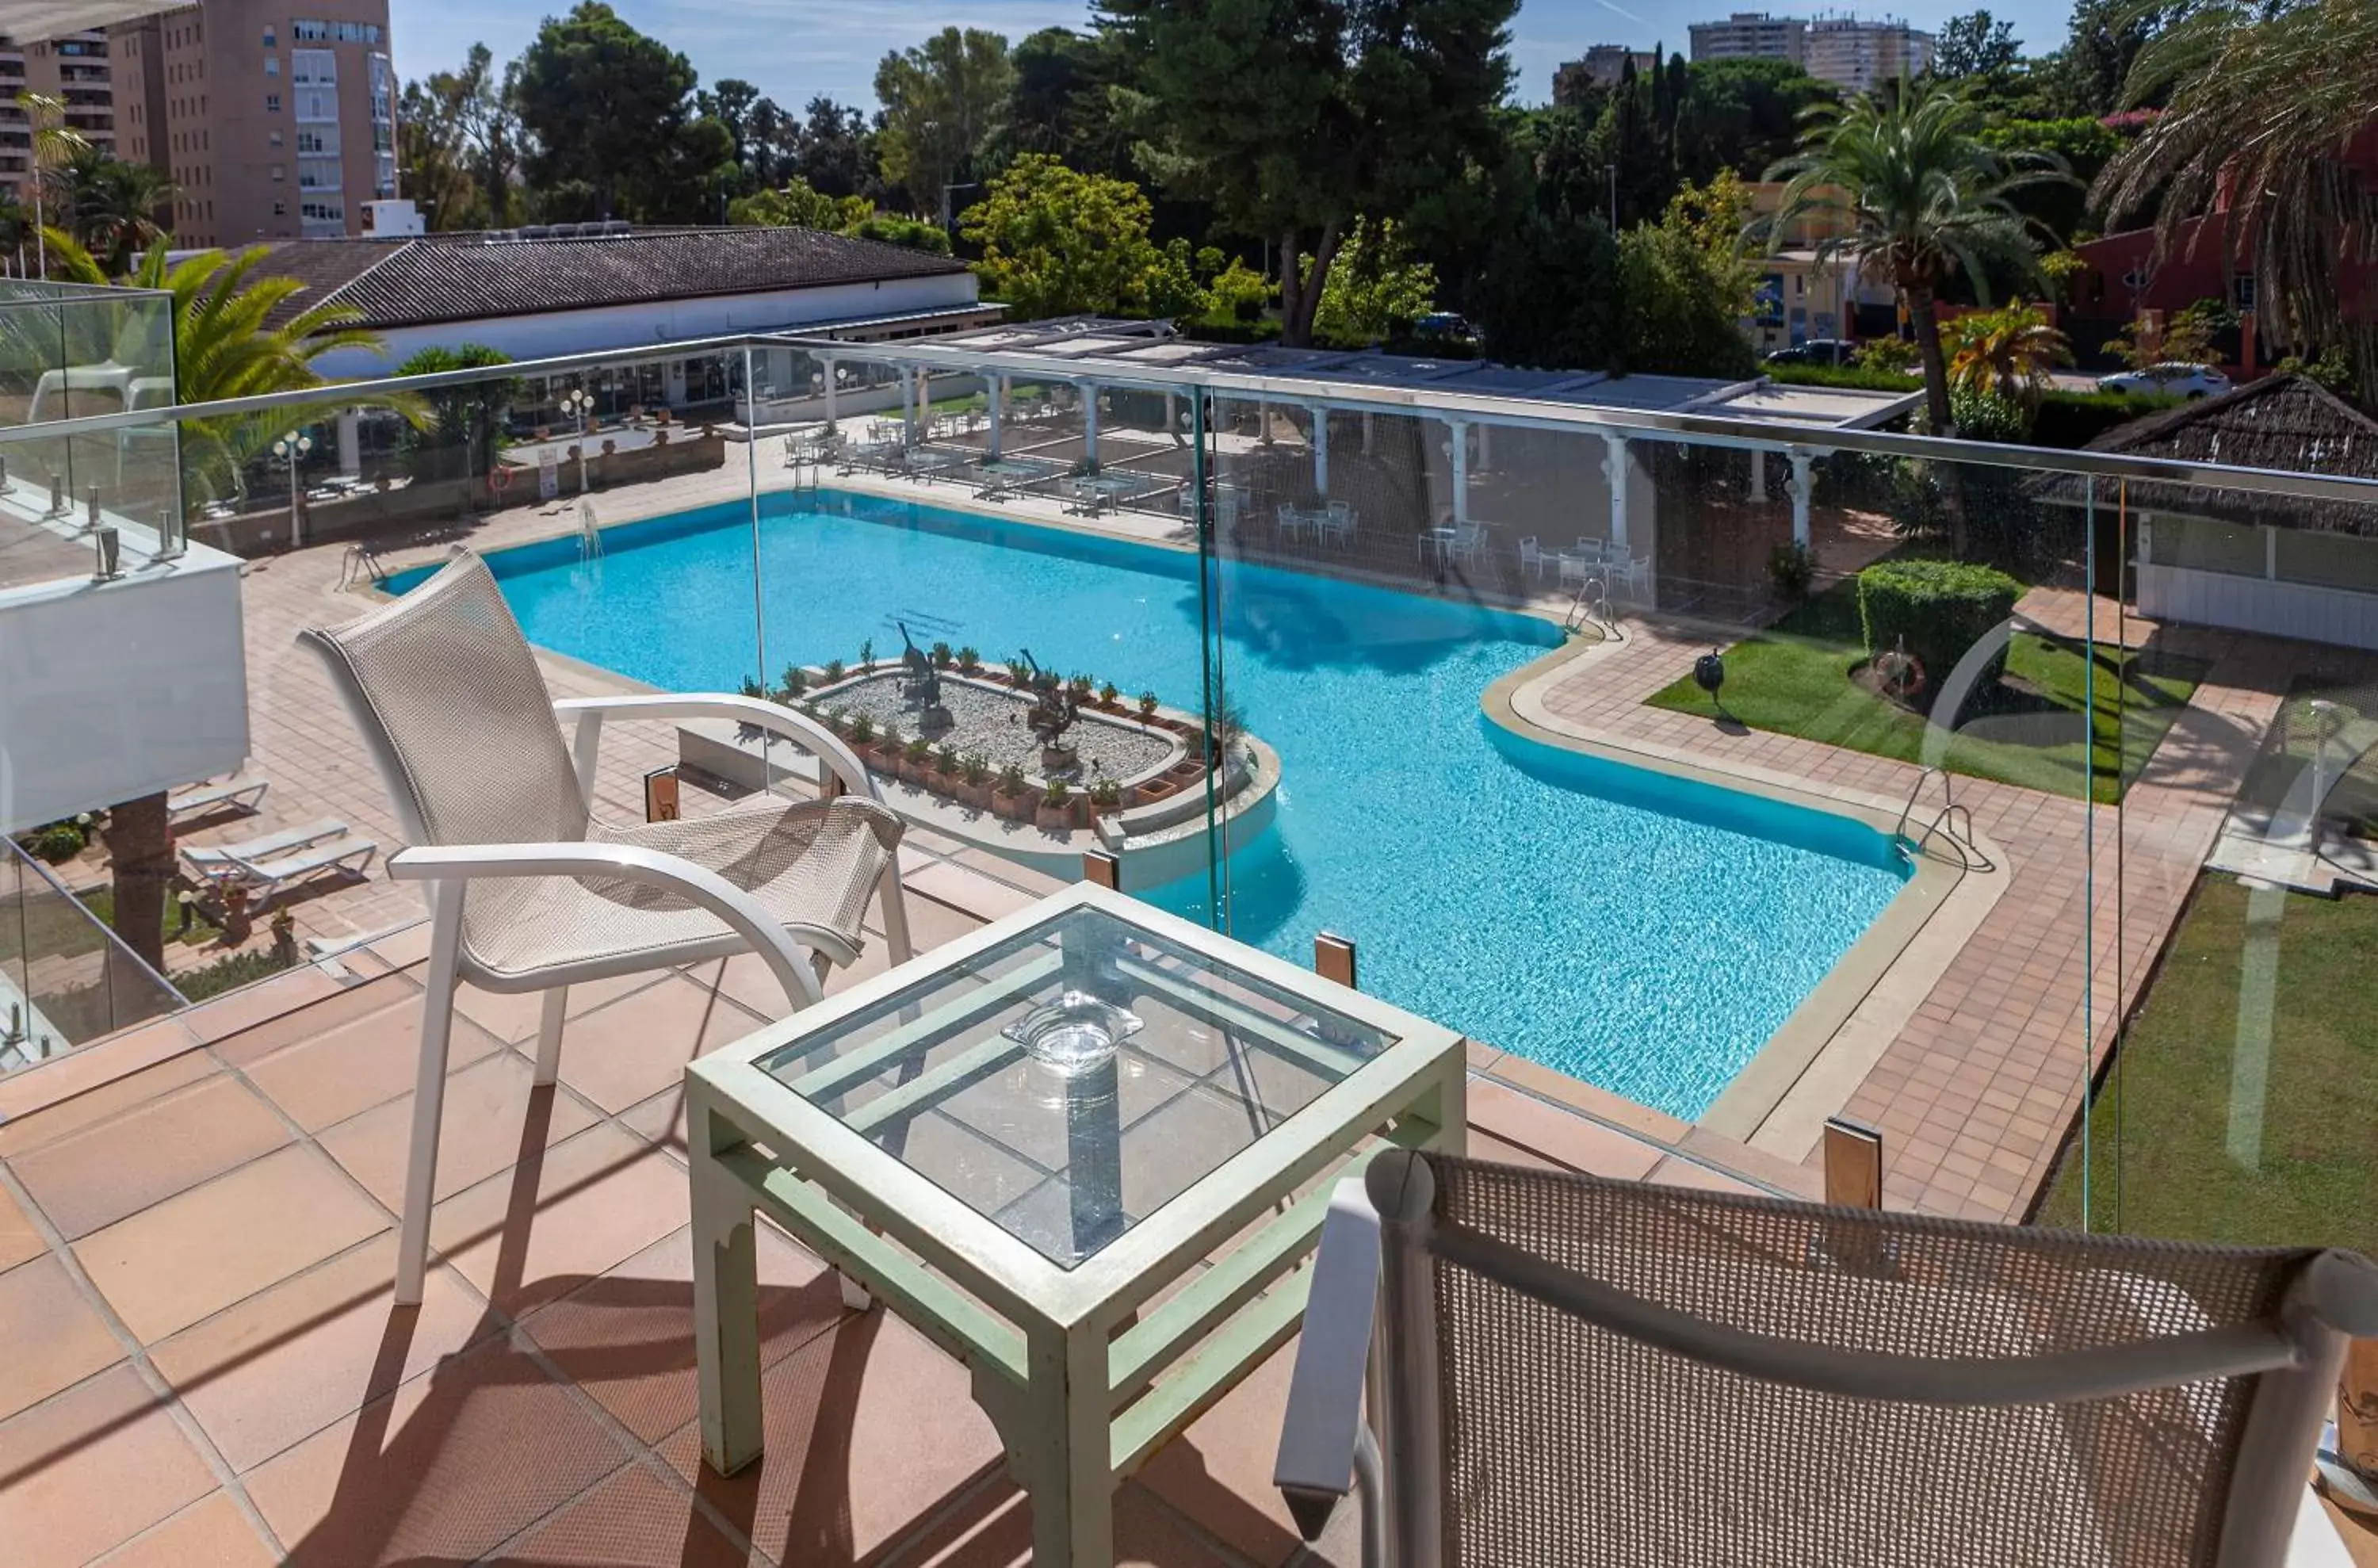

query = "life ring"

[
  {"left": 487, "top": 465, "right": 514, "bottom": 497},
  {"left": 1874, "top": 648, "right": 1926, "bottom": 701}
]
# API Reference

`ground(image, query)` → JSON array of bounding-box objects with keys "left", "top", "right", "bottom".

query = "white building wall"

[
  {"left": 304, "top": 273, "right": 984, "bottom": 379},
  {"left": 2138, "top": 562, "right": 2378, "bottom": 652}
]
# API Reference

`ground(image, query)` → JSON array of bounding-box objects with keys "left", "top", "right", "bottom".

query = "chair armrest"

[
  {"left": 1274, "top": 1174, "right": 1383, "bottom": 1543},
  {"left": 385, "top": 841, "right": 824, "bottom": 1008},
  {"left": 553, "top": 693, "right": 881, "bottom": 805}
]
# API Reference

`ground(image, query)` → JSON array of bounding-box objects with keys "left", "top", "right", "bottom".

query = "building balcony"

[{"left": 0, "top": 335, "right": 2374, "bottom": 1566}]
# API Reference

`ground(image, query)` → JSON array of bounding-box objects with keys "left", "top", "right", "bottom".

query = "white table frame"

[{"left": 686, "top": 882, "right": 1466, "bottom": 1568}]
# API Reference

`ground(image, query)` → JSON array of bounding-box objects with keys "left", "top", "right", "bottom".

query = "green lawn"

[
  {"left": 0, "top": 883, "right": 221, "bottom": 972},
  {"left": 1644, "top": 582, "right": 2204, "bottom": 805},
  {"left": 2039, "top": 875, "right": 2378, "bottom": 1256}
]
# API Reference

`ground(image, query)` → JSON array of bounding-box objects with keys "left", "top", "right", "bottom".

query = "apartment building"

[
  {"left": 1686, "top": 13, "right": 1806, "bottom": 64},
  {"left": 0, "top": 30, "right": 118, "bottom": 211},
  {"left": 1803, "top": 16, "right": 1934, "bottom": 92},
  {"left": 110, "top": 0, "right": 394, "bottom": 246},
  {"left": 1551, "top": 45, "right": 1656, "bottom": 103}
]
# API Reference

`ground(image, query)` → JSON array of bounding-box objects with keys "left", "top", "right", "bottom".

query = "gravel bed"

[{"left": 809, "top": 670, "right": 1176, "bottom": 782}]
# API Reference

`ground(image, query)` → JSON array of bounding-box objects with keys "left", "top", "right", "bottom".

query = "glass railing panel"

[{"left": 0, "top": 835, "right": 185, "bottom": 1071}]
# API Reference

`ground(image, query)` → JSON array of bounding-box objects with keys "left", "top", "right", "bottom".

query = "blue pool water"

[{"left": 398, "top": 492, "right": 1910, "bottom": 1117}]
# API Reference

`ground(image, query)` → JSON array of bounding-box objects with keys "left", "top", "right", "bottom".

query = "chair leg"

[
  {"left": 397, "top": 882, "right": 466, "bottom": 1308},
  {"left": 877, "top": 860, "right": 914, "bottom": 966},
  {"left": 533, "top": 987, "right": 568, "bottom": 1087}
]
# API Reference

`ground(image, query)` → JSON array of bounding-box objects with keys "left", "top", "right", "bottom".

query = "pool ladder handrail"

[
  {"left": 578, "top": 497, "right": 604, "bottom": 563},
  {"left": 789, "top": 457, "right": 821, "bottom": 500},
  {"left": 1564, "top": 569, "right": 1616, "bottom": 640},
  {"left": 338, "top": 543, "right": 388, "bottom": 588},
  {"left": 1893, "top": 765, "right": 1993, "bottom": 872}
]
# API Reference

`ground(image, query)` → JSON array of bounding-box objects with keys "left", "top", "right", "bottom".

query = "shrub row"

[{"left": 1857, "top": 558, "right": 2023, "bottom": 696}]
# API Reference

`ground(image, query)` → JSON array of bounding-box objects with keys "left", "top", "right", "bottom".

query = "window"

[
  {"left": 291, "top": 18, "right": 380, "bottom": 43},
  {"left": 271, "top": 163, "right": 283, "bottom": 181},
  {"left": 2236, "top": 273, "right": 2258, "bottom": 312},
  {"left": 264, "top": 55, "right": 278, "bottom": 76},
  {"left": 262, "top": 26, "right": 275, "bottom": 46},
  {"left": 273, "top": 199, "right": 286, "bottom": 216},
  {"left": 266, "top": 93, "right": 280, "bottom": 112},
  {"left": 268, "top": 129, "right": 281, "bottom": 147}
]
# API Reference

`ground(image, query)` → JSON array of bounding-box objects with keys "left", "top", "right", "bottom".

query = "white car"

[{"left": 2097, "top": 362, "right": 2233, "bottom": 399}]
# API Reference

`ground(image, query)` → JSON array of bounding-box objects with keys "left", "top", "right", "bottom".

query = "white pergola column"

[
  {"left": 1477, "top": 422, "right": 1493, "bottom": 471},
  {"left": 913, "top": 368, "right": 930, "bottom": 442},
  {"left": 1749, "top": 449, "right": 1768, "bottom": 504},
  {"left": 1787, "top": 450, "right": 1815, "bottom": 549},
  {"left": 1451, "top": 419, "right": 1470, "bottom": 526},
  {"left": 1362, "top": 412, "right": 1375, "bottom": 456},
  {"left": 1164, "top": 389, "right": 1176, "bottom": 435},
  {"left": 821, "top": 358, "right": 839, "bottom": 431},
  {"left": 1601, "top": 433, "right": 1630, "bottom": 552},
  {"left": 335, "top": 409, "right": 361, "bottom": 475},
  {"left": 987, "top": 371, "right": 1004, "bottom": 459},
  {"left": 898, "top": 373, "right": 915, "bottom": 446},
  {"left": 1311, "top": 407, "right": 1329, "bottom": 496},
  {"left": 1081, "top": 381, "right": 1100, "bottom": 472}
]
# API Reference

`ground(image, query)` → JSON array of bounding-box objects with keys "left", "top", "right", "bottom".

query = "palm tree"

[
  {"left": 37, "top": 230, "right": 421, "bottom": 973},
  {"left": 1764, "top": 78, "right": 2070, "bottom": 438},
  {"left": 1945, "top": 299, "right": 2073, "bottom": 411},
  {"left": 2093, "top": 0, "right": 2378, "bottom": 404},
  {"left": 16, "top": 90, "right": 90, "bottom": 279},
  {"left": 52, "top": 145, "right": 178, "bottom": 275}
]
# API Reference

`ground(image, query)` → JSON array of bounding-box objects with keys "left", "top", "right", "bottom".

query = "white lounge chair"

[
  {"left": 180, "top": 817, "right": 348, "bottom": 883},
  {"left": 302, "top": 550, "right": 912, "bottom": 1307},
  {"left": 224, "top": 834, "right": 379, "bottom": 901},
  {"left": 169, "top": 776, "right": 269, "bottom": 819}
]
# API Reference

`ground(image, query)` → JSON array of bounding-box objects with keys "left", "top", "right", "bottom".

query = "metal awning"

[{"left": 0, "top": 0, "right": 189, "bottom": 40}]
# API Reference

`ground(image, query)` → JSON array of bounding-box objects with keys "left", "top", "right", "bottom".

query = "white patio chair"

[
  {"left": 1517, "top": 536, "right": 1549, "bottom": 580},
  {"left": 1275, "top": 503, "right": 1309, "bottom": 546},
  {"left": 303, "top": 551, "right": 911, "bottom": 1306},
  {"left": 1276, "top": 1149, "right": 2378, "bottom": 1567},
  {"left": 1323, "top": 501, "right": 1355, "bottom": 549},
  {"left": 1607, "top": 553, "right": 1653, "bottom": 598},
  {"left": 1450, "top": 522, "right": 1488, "bottom": 568}
]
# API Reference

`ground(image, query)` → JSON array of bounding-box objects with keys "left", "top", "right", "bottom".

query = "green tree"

[
  {"left": 728, "top": 178, "right": 873, "bottom": 231},
  {"left": 50, "top": 147, "right": 176, "bottom": 275},
  {"left": 961, "top": 153, "right": 1196, "bottom": 319},
  {"left": 874, "top": 28, "right": 1014, "bottom": 223},
  {"left": 1000, "top": 28, "right": 1133, "bottom": 177},
  {"left": 1933, "top": 10, "right": 2021, "bottom": 82},
  {"left": 848, "top": 215, "right": 952, "bottom": 255},
  {"left": 789, "top": 97, "right": 880, "bottom": 200},
  {"left": 1671, "top": 58, "right": 1838, "bottom": 188},
  {"left": 1101, "top": 0, "right": 1515, "bottom": 346},
  {"left": 394, "top": 344, "right": 513, "bottom": 480},
  {"left": 1979, "top": 117, "right": 2119, "bottom": 243},
  {"left": 1616, "top": 173, "right": 1759, "bottom": 377},
  {"left": 401, "top": 44, "right": 523, "bottom": 230},
  {"left": 2094, "top": 0, "right": 2378, "bottom": 402},
  {"left": 36, "top": 232, "right": 420, "bottom": 974},
  {"left": 16, "top": 90, "right": 88, "bottom": 279},
  {"left": 2032, "top": 0, "right": 2177, "bottom": 119},
  {"left": 1311, "top": 219, "right": 1436, "bottom": 345},
  {"left": 513, "top": 3, "right": 718, "bottom": 220},
  {"left": 1766, "top": 78, "right": 2070, "bottom": 438},
  {"left": 1944, "top": 299, "right": 2071, "bottom": 411},
  {"left": 1468, "top": 207, "right": 1619, "bottom": 369}
]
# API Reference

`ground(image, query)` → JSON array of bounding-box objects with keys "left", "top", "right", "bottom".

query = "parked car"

[
  {"left": 1410, "top": 312, "right": 1481, "bottom": 346},
  {"left": 1764, "top": 338, "right": 1857, "bottom": 366},
  {"left": 2097, "top": 362, "right": 2232, "bottom": 399}
]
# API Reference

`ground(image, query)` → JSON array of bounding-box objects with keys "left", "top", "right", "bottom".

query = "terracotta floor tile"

[
  {"left": 90, "top": 1492, "right": 278, "bottom": 1568},
  {"left": 620, "top": 1084, "right": 692, "bottom": 1156},
  {"left": 204, "top": 971, "right": 417, "bottom": 1065},
  {"left": 0, "top": 1182, "right": 44, "bottom": 1273},
  {"left": 1136, "top": 1336, "right": 1329, "bottom": 1567},
  {"left": 183, "top": 965, "right": 352, "bottom": 1047},
  {"left": 242, "top": 1331, "right": 629, "bottom": 1567},
  {"left": 10, "top": 1073, "right": 292, "bottom": 1240},
  {"left": 552, "top": 977, "right": 768, "bottom": 1114},
  {"left": 75, "top": 1144, "right": 392, "bottom": 1344},
  {"left": 0, "top": 1363, "right": 217, "bottom": 1568},
  {"left": 151, "top": 1233, "right": 502, "bottom": 1474},
  {"left": 886, "top": 1478, "right": 1246, "bottom": 1568},
  {"left": 0, "top": 1254, "right": 126, "bottom": 1421},
  {"left": 1466, "top": 1080, "right": 1664, "bottom": 1180},
  {"left": 243, "top": 992, "right": 510, "bottom": 1134},
  {"left": 0, "top": 1051, "right": 220, "bottom": 1161},
  {"left": 1643, "top": 1156, "right": 1761, "bottom": 1196},
  {"left": 657, "top": 1309, "right": 1004, "bottom": 1568},
  {"left": 0, "top": 1018, "right": 202, "bottom": 1127},
  {"left": 316, "top": 1051, "right": 602, "bottom": 1212},
  {"left": 428, "top": 1123, "right": 690, "bottom": 1318},
  {"left": 487, "top": 1459, "right": 763, "bottom": 1566},
  {"left": 453, "top": 969, "right": 673, "bottom": 1046},
  {"left": 520, "top": 1223, "right": 842, "bottom": 1444}
]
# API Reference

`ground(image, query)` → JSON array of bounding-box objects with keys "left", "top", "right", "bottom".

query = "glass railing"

[
  {"left": 0, "top": 834, "right": 185, "bottom": 1069},
  {"left": 6, "top": 329, "right": 2377, "bottom": 1292}
]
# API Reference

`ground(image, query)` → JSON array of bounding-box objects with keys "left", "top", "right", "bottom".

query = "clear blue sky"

[{"left": 391, "top": 0, "right": 2081, "bottom": 117}]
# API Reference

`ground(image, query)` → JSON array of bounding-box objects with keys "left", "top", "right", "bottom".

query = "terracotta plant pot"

[
  {"left": 995, "top": 789, "right": 1034, "bottom": 822},
  {"left": 1130, "top": 778, "right": 1179, "bottom": 807},
  {"left": 1036, "top": 798, "right": 1080, "bottom": 832},
  {"left": 1168, "top": 760, "right": 1204, "bottom": 782},
  {"left": 956, "top": 779, "right": 990, "bottom": 811}
]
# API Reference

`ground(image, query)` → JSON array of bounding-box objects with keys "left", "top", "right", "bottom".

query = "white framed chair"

[
  {"left": 1517, "top": 536, "right": 1548, "bottom": 580},
  {"left": 303, "top": 552, "right": 911, "bottom": 1306},
  {"left": 1275, "top": 1150, "right": 2378, "bottom": 1567}
]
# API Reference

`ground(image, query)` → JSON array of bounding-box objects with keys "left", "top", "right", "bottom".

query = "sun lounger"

[
  {"left": 224, "top": 835, "right": 379, "bottom": 901},
  {"left": 169, "top": 776, "right": 269, "bottom": 819},
  {"left": 179, "top": 817, "right": 349, "bottom": 882}
]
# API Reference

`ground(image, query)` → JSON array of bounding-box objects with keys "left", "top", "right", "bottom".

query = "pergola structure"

[{"left": 791, "top": 318, "right": 1921, "bottom": 550}]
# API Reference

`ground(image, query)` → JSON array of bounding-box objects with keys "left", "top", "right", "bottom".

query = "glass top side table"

[{"left": 687, "top": 882, "right": 1466, "bottom": 1568}]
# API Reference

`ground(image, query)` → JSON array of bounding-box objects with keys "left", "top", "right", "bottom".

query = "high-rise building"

[
  {"left": 0, "top": 30, "right": 120, "bottom": 213},
  {"left": 110, "top": 0, "right": 395, "bottom": 247},
  {"left": 1552, "top": 45, "right": 1657, "bottom": 104},
  {"left": 1687, "top": 13, "right": 1806, "bottom": 64},
  {"left": 1803, "top": 16, "right": 1934, "bottom": 93}
]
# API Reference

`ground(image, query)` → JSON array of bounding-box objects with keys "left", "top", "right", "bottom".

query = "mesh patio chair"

[
  {"left": 304, "top": 551, "right": 911, "bottom": 1305},
  {"left": 1275, "top": 1149, "right": 2378, "bottom": 1568}
]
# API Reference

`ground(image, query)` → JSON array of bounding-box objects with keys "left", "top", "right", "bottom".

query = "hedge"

[
  {"left": 2028, "top": 388, "right": 2183, "bottom": 449},
  {"left": 1856, "top": 558, "right": 2023, "bottom": 702},
  {"left": 1763, "top": 362, "right": 1925, "bottom": 394}
]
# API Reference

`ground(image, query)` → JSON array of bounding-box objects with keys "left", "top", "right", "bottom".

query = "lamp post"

[
  {"left": 273, "top": 430, "right": 313, "bottom": 546},
  {"left": 560, "top": 388, "right": 594, "bottom": 495}
]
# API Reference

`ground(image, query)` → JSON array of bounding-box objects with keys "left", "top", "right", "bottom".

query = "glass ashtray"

[{"left": 1003, "top": 989, "right": 1144, "bottom": 1077}]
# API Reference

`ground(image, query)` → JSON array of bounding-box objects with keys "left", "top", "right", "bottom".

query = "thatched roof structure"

[{"left": 2028, "top": 374, "right": 2378, "bottom": 535}]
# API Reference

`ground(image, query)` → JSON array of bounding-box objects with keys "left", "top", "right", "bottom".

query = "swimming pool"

[{"left": 398, "top": 491, "right": 1910, "bottom": 1118}]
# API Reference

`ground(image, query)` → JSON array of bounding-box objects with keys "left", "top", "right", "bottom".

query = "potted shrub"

[
  {"left": 1036, "top": 777, "right": 1080, "bottom": 831},
  {"left": 779, "top": 664, "right": 809, "bottom": 701},
  {"left": 1099, "top": 681, "right": 1122, "bottom": 712},
  {"left": 874, "top": 721, "right": 905, "bottom": 771},
  {"left": 933, "top": 744, "right": 962, "bottom": 790},
  {"left": 958, "top": 751, "right": 993, "bottom": 810},
  {"left": 847, "top": 713, "right": 875, "bottom": 751},
  {"left": 931, "top": 641, "right": 954, "bottom": 670},
  {"left": 857, "top": 637, "right": 874, "bottom": 671},
  {"left": 1089, "top": 778, "right": 1122, "bottom": 817},
  {"left": 740, "top": 675, "right": 766, "bottom": 699},
  {"left": 821, "top": 657, "right": 847, "bottom": 686},
  {"left": 902, "top": 734, "right": 933, "bottom": 781},
  {"left": 1069, "top": 672, "right": 1095, "bottom": 703},
  {"left": 994, "top": 763, "right": 1034, "bottom": 820},
  {"left": 1137, "top": 690, "right": 1160, "bottom": 723},
  {"left": 957, "top": 645, "right": 982, "bottom": 675},
  {"left": 1005, "top": 656, "right": 1032, "bottom": 686}
]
